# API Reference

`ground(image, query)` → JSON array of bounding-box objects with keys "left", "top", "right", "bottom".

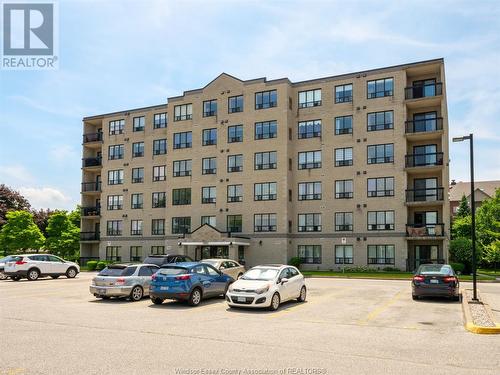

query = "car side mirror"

[
  {"left": 220, "top": 266, "right": 225, "bottom": 270},
  {"left": 280, "top": 278, "right": 289, "bottom": 284}
]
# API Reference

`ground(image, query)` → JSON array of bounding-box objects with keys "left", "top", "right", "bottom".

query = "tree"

[
  {"left": 45, "top": 211, "right": 80, "bottom": 259},
  {"left": 67, "top": 206, "right": 81, "bottom": 229},
  {"left": 452, "top": 215, "right": 472, "bottom": 239},
  {"left": 31, "top": 208, "right": 55, "bottom": 236},
  {"left": 0, "top": 210, "right": 45, "bottom": 256},
  {"left": 0, "top": 184, "right": 31, "bottom": 229},
  {"left": 449, "top": 238, "right": 475, "bottom": 273},
  {"left": 476, "top": 188, "right": 500, "bottom": 251},
  {"left": 483, "top": 241, "right": 500, "bottom": 274},
  {"left": 456, "top": 195, "right": 471, "bottom": 218}
]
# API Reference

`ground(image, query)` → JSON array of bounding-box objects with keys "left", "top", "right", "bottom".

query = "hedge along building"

[{"left": 80, "top": 58, "right": 450, "bottom": 271}]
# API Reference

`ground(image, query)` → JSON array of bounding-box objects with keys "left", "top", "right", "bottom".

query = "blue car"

[{"left": 149, "top": 262, "right": 234, "bottom": 306}]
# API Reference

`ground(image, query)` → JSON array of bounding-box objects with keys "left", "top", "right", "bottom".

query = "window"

[
  {"left": 227, "top": 215, "right": 242, "bottom": 232},
  {"left": 228, "top": 125, "right": 243, "bottom": 143},
  {"left": 152, "top": 219, "right": 165, "bottom": 235},
  {"left": 335, "top": 212, "right": 353, "bottom": 231},
  {"left": 153, "top": 139, "right": 167, "bottom": 155},
  {"left": 109, "top": 119, "right": 124, "bottom": 135},
  {"left": 173, "top": 160, "right": 191, "bottom": 177},
  {"left": 335, "top": 148, "right": 353, "bottom": 167},
  {"left": 368, "top": 177, "right": 394, "bottom": 197},
  {"left": 335, "top": 84, "right": 353, "bottom": 103},
  {"left": 106, "top": 246, "right": 121, "bottom": 261},
  {"left": 227, "top": 185, "right": 243, "bottom": 202},
  {"left": 298, "top": 120, "right": 321, "bottom": 139},
  {"left": 255, "top": 120, "right": 277, "bottom": 139},
  {"left": 131, "top": 193, "right": 143, "bottom": 209},
  {"left": 203, "top": 99, "right": 217, "bottom": 117},
  {"left": 153, "top": 165, "right": 166, "bottom": 181},
  {"left": 254, "top": 151, "right": 277, "bottom": 170},
  {"left": 131, "top": 167, "right": 144, "bottom": 183},
  {"left": 298, "top": 182, "right": 322, "bottom": 200},
  {"left": 107, "top": 195, "right": 123, "bottom": 210},
  {"left": 172, "top": 217, "right": 191, "bottom": 234},
  {"left": 202, "top": 186, "right": 216, "bottom": 204},
  {"left": 298, "top": 245, "right": 321, "bottom": 264},
  {"left": 368, "top": 245, "right": 395, "bottom": 265},
  {"left": 173, "top": 132, "right": 192, "bottom": 149},
  {"left": 133, "top": 116, "right": 145, "bottom": 132},
  {"left": 132, "top": 142, "right": 144, "bottom": 158},
  {"left": 152, "top": 192, "right": 166, "bottom": 208},
  {"left": 227, "top": 154, "right": 243, "bottom": 172},
  {"left": 108, "top": 170, "right": 123, "bottom": 185},
  {"left": 108, "top": 144, "right": 124, "bottom": 160},
  {"left": 255, "top": 90, "right": 277, "bottom": 109},
  {"left": 335, "top": 180, "right": 353, "bottom": 199},
  {"left": 228, "top": 95, "right": 243, "bottom": 113},
  {"left": 298, "top": 151, "right": 321, "bottom": 169},
  {"left": 298, "top": 89, "right": 321, "bottom": 108},
  {"left": 254, "top": 182, "right": 277, "bottom": 201},
  {"left": 201, "top": 216, "right": 216, "bottom": 227},
  {"left": 107, "top": 220, "right": 122, "bottom": 236},
  {"left": 131, "top": 220, "right": 143, "bottom": 235},
  {"left": 298, "top": 213, "right": 321, "bottom": 232},
  {"left": 130, "top": 246, "right": 142, "bottom": 261},
  {"left": 368, "top": 211, "right": 395, "bottom": 230},
  {"left": 202, "top": 157, "right": 216, "bottom": 175},
  {"left": 367, "top": 144, "right": 394, "bottom": 164},
  {"left": 172, "top": 188, "right": 191, "bottom": 205},
  {"left": 335, "top": 245, "right": 353, "bottom": 264},
  {"left": 174, "top": 104, "right": 192, "bottom": 121},
  {"left": 367, "top": 77, "right": 393, "bottom": 99},
  {"left": 254, "top": 213, "right": 277, "bottom": 232},
  {"left": 202, "top": 128, "right": 217, "bottom": 146},
  {"left": 154, "top": 113, "right": 167, "bottom": 128},
  {"left": 335, "top": 116, "right": 353, "bottom": 135},
  {"left": 151, "top": 246, "right": 165, "bottom": 255},
  {"left": 368, "top": 111, "right": 393, "bottom": 131}
]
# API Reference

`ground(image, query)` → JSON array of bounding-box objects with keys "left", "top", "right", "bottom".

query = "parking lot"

[{"left": 1, "top": 273, "right": 499, "bottom": 375}]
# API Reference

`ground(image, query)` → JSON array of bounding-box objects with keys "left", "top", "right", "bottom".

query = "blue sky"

[{"left": 0, "top": 0, "right": 499, "bottom": 210}]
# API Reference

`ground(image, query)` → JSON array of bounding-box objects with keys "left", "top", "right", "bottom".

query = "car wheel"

[
  {"left": 151, "top": 297, "right": 164, "bottom": 305},
  {"left": 297, "top": 286, "right": 307, "bottom": 302},
  {"left": 51, "top": 275, "right": 60, "bottom": 279},
  {"left": 0, "top": 273, "right": 7, "bottom": 280},
  {"left": 11, "top": 276, "right": 21, "bottom": 281},
  {"left": 130, "top": 286, "right": 143, "bottom": 302},
  {"left": 188, "top": 288, "right": 202, "bottom": 306},
  {"left": 27, "top": 268, "right": 40, "bottom": 281},
  {"left": 452, "top": 295, "right": 460, "bottom": 302},
  {"left": 66, "top": 267, "right": 77, "bottom": 279},
  {"left": 269, "top": 292, "right": 280, "bottom": 311}
]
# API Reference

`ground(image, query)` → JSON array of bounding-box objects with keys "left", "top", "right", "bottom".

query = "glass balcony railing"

[
  {"left": 82, "top": 157, "right": 102, "bottom": 168},
  {"left": 82, "top": 132, "right": 103, "bottom": 143},
  {"left": 405, "top": 117, "right": 443, "bottom": 134},
  {"left": 405, "top": 152, "right": 444, "bottom": 168},
  {"left": 406, "top": 187, "right": 444, "bottom": 202},
  {"left": 405, "top": 82, "right": 442, "bottom": 100}
]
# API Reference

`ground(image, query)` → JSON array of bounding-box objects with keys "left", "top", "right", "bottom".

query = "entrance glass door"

[
  {"left": 414, "top": 245, "right": 439, "bottom": 268},
  {"left": 200, "top": 246, "right": 228, "bottom": 259},
  {"left": 414, "top": 178, "right": 437, "bottom": 201},
  {"left": 413, "top": 144, "right": 437, "bottom": 166},
  {"left": 413, "top": 111, "right": 437, "bottom": 132}
]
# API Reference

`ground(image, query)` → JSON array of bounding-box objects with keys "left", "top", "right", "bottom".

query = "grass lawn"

[
  {"left": 477, "top": 268, "right": 500, "bottom": 276},
  {"left": 302, "top": 270, "right": 497, "bottom": 281}
]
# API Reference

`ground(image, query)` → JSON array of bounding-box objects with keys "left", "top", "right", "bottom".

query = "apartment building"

[{"left": 80, "top": 58, "right": 450, "bottom": 271}]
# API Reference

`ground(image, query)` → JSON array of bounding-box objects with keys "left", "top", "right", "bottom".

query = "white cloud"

[
  {"left": 0, "top": 164, "right": 35, "bottom": 185},
  {"left": 18, "top": 187, "right": 75, "bottom": 210},
  {"left": 49, "top": 144, "right": 79, "bottom": 164}
]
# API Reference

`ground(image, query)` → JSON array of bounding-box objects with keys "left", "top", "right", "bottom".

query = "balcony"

[
  {"left": 81, "top": 182, "right": 101, "bottom": 193},
  {"left": 80, "top": 232, "right": 100, "bottom": 242},
  {"left": 405, "top": 187, "right": 444, "bottom": 205},
  {"left": 82, "top": 157, "right": 102, "bottom": 168},
  {"left": 81, "top": 206, "right": 100, "bottom": 217},
  {"left": 406, "top": 224, "right": 445, "bottom": 238},
  {"left": 83, "top": 132, "right": 103, "bottom": 145},
  {"left": 405, "top": 82, "right": 443, "bottom": 100},
  {"left": 405, "top": 152, "right": 444, "bottom": 172},
  {"left": 405, "top": 117, "right": 443, "bottom": 137},
  {"left": 254, "top": 225, "right": 277, "bottom": 232}
]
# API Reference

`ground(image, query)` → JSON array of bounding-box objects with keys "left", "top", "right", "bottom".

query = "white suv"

[{"left": 4, "top": 254, "right": 80, "bottom": 281}]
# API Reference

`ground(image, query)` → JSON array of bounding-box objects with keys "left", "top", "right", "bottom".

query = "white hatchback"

[
  {"left": 226, "top": 264, "right": 306, "bottom": 310},
  {"left": 4, "top": 254, "right": 80, "bottom": 281}
]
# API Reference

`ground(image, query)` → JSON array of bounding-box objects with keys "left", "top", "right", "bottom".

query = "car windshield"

[
  {"left": 158, "top": 267, "right": 187, "bottom": 275},
  {"left": 241, "top": 268, "right": 279, "bottom": 281},
  {"left": 418, "top": 265, "right": 452, "bottom": 275},
  {"left": 98, "top": 266, "right": 136, "bottom": 277},
  {"left": 202, "top": 260, "right": 219, "bottom": 267}
]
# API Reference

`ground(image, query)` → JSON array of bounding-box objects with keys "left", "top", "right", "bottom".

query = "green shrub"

[
  {"left": 449, "top": 237, "right": 473, "bottom": 272},
  {"left": 342, "top": 266, "right": 371, "bottom": 273},
  {"left": 382, "top": 267, "right": 401, "bottom": 272},
  {"left": 86, "top": 261, "right": 98, "bottom": 271},
  {"left": 289, "top": 257, "right": 301, "bottom": 269},
  {"left": 449, "top": 262, "right": 465, "bottom": 274},
  {"left": 96, "top": 261, "right": 107, "bottom": 271}
]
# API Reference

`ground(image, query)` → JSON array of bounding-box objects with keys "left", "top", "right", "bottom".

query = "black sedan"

[{"left": 412, "top": 264, "right": 460, "bottom": 301}]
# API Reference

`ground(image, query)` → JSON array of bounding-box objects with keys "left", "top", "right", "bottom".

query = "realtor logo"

[{"left": 1, "top": 1, "right": 58, "bottom": 69}]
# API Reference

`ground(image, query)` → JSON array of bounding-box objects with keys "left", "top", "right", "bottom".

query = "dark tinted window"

[
  {"left": 205, "top": 265, "right": 220, "bottom": 276},
  {"left": 139, "top": 266, "right": 153, "bottom": 276},
  {"left": 191, "top": 265, "right": 207, "bottom": 275},
  {"left": 417, "top": 265, "right": 453, "bottom": 275},
  {"left": 98, "top": 266, "right": 136, "bottom": 276},
  {"left": 289, "top": 268, "right": 299, "bottom": 277},
  {"left": 144, "top": 256, "right": 169, "bottom": 266},
  {"left": 158, "top": 267, "right": 187, "bottom": 275}
]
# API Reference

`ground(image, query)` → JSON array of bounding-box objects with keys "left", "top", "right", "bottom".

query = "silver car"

[
  {"left": 0, "top": 256, "right": 15, "bottom": 280},
  {"left": 201, "top": 259, "right": 245, "bottom": 280},
  {"left": 90, "top": 263, "right": 159, "bottom": 301}
]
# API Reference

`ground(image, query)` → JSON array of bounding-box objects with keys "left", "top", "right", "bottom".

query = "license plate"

[
  {"left": 430, "top": 279, "right": 439, "bottom": 284},
  {"left": 97, "top": 288, "right": 106, "bottom": 295},
  {"left": 160, "top": 286, "right": 169, "bottom": 291},
  {"left": 237, "top": 296, "right": 246, "bottom": 302}
]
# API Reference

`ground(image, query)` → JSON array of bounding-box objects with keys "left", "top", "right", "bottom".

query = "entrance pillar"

[{"left": 228, "top": 244, "right": 237, "bottom": 261}]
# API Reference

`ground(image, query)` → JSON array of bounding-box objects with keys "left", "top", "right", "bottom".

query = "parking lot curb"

[{"left": 461, "top": 288, "right": 500, "bottom": 334}]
